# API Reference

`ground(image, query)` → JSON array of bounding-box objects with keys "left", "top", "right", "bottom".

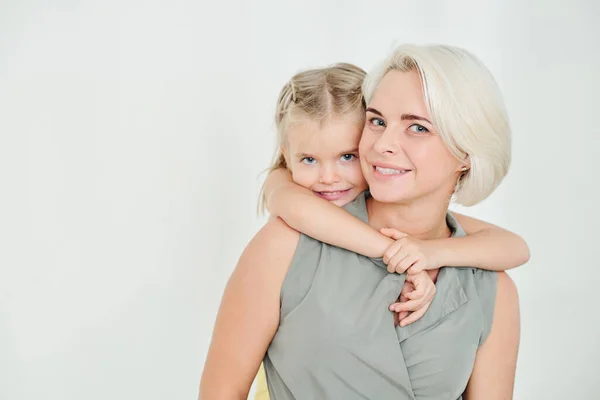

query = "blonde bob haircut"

[{"left": 363, "top": 44, "right": 511, "bottom": 206}]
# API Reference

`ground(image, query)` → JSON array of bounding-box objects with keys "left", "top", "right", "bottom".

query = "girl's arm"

[
  {"left": 263, "top": 168, "right": 392, "bottom": 258},
  {"left": 463, "top": 272, "right": 520, "bottom": 399},
  {"left": 438, "top": 213, "right": 530, "bottom": 270},
  {"left": 264, "top": 169, "right": 530, "bottom": 272},
  {"left": 199, "top": 218, "right": 299, "bottom": 400}
]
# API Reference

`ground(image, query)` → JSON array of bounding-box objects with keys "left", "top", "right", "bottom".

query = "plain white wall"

[{"left": 1, "top": 0, "right": 599, "bottom": 399}]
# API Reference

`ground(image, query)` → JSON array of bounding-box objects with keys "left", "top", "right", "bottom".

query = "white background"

[{"left": 1, "top": 0, "right": 599, "bottom": 399}]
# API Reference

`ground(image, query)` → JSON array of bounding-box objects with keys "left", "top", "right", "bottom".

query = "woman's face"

[
  {"left": 284, "top": 115, "right": 368, "bottom": 207},
  {"left": 359, "top": 70, "right": 465, "bottom": 205}
]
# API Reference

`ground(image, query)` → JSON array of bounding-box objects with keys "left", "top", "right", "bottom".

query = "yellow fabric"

[{"left": 253, "top": 363, "right": 270, "bottom": 400}]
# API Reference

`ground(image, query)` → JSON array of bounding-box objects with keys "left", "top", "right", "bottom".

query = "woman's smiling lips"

[{"left": 370, "top": 161, "right": 412, "bottom": 180}]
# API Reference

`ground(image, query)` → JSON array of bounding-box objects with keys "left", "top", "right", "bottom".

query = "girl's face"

[
  {"left": 284, "top": 115, "right": 368, "bottom": 207},
  {"left": 359, "top": 70, "right": 465, "bottom": 205}
]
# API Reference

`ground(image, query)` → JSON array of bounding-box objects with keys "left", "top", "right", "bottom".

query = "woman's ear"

[{"left": 458, "top": 154, "right": 470, "bottom": 172}]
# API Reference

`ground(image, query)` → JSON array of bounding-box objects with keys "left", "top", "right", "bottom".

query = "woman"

[{"left": 200, "top": 44, "right": 520, "bottom": 399}]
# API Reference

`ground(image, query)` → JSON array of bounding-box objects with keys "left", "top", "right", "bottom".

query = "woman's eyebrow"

[
  {"left": 401, "top": 114, "right": 432, "bottom": 124},
  {"left": 367, "top": 107, "right": 432, "bottom": 125},
  {"left": 365, "top": 107, "right": 383, "bottom": 116}
]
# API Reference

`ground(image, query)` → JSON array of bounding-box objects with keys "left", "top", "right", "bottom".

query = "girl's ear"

[{"left": 281, "top": 147, "right": 289, "bottom": 165}]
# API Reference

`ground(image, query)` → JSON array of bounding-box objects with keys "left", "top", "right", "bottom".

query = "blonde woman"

[{"left": 201, "top": 46, "right": 523, "bottom": 399}]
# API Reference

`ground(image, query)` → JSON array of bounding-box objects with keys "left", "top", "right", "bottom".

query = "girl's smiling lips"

[{"left": 313, "top": 189, "right": 352, "bottom": 201}]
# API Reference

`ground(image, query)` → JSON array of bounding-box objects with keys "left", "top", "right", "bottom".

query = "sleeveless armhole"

[
  {"left": 472, "top": 269, "right": 499, "bottom": 346},
  {"left": 279, "top": 233, "right": 323, "bottom": 320}
]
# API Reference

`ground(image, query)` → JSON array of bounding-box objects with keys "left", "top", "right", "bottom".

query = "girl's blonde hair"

[
  {"left": 259, "top": 63, "right": 366, "bottom": 213},
  {"left": 363, "top": 44, "right": 511, "bottom": 206}
]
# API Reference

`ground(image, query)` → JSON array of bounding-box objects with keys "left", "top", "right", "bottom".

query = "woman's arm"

[
  {"left": 199, "top": 218, "right": 299, "bottom": 400},
  {"left": 264, "top": 168, "right": 392, "bottom": 258},
  {"left": 463, "top": 272, "right": 520, "bottom": 399}
]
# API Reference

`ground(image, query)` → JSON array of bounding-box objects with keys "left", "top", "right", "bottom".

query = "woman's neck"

[{"left": 366, "top": 195, "right": 452, "bottom": 240}]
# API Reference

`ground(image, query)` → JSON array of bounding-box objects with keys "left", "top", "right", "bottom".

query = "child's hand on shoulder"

[{"left": 380, "top": 228, "right": 443, "bottom": 275}]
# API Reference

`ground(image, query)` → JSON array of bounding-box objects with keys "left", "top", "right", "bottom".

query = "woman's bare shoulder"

[
  {"left": 254, "top": 217, "right": 299, "bottom": 249},
  {"left": 239, "top": 217, "right": 300, "bottom": 274},
  {"left": 495, "top": 272, "right": 519, "bottom": 317}
]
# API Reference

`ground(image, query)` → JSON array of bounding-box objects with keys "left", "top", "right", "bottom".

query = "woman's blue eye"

[
  {"left": 341, "top": 154, "right": 356, "bottom": 162},
  {"left": 369, "top": 117, "right": 386, "bottom": 127},
  {"left": 409, "top": 124, "right": 429, "bottom": 134},
  {"left": 301, "top": 157, "right": 317, "bottom": 165}
]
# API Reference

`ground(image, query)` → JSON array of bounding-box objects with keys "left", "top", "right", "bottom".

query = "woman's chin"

[{"left": 369, "top": 186, "right": 412, "bottom": 204}]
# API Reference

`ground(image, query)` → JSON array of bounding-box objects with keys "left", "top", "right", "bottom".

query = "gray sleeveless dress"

[{"left": 263, "top": 192, "right": 498, "bottom": 400}]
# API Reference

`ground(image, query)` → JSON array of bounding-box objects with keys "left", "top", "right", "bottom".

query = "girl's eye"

[
  {"left": 340, "top": 154, "right": 356, "bottom": 162},
  {"left": 301, "top": 157, "right": 317, "bottom": 165},
  {"left": 409, "top": 124, "right": 429, "bottom": 134},
  {"left": 369, "top": 117, "right": 386, "bottom": 127}
]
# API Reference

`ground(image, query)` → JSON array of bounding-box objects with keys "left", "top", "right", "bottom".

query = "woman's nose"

[{"left": 373, "top": 126, "right": 401, "bottom": 155}]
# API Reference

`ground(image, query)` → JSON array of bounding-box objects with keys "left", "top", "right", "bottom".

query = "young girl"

[{"left": 251, "top": 63, "right": 529, "bottom": 400}]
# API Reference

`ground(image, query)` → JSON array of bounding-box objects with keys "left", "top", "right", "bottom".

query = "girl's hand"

[
  {"left": 390, "top": 270, "right": 436, "bottom": 327},
  {"left": 380, "top": 228, "right": 442, "bottom": 275}
]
